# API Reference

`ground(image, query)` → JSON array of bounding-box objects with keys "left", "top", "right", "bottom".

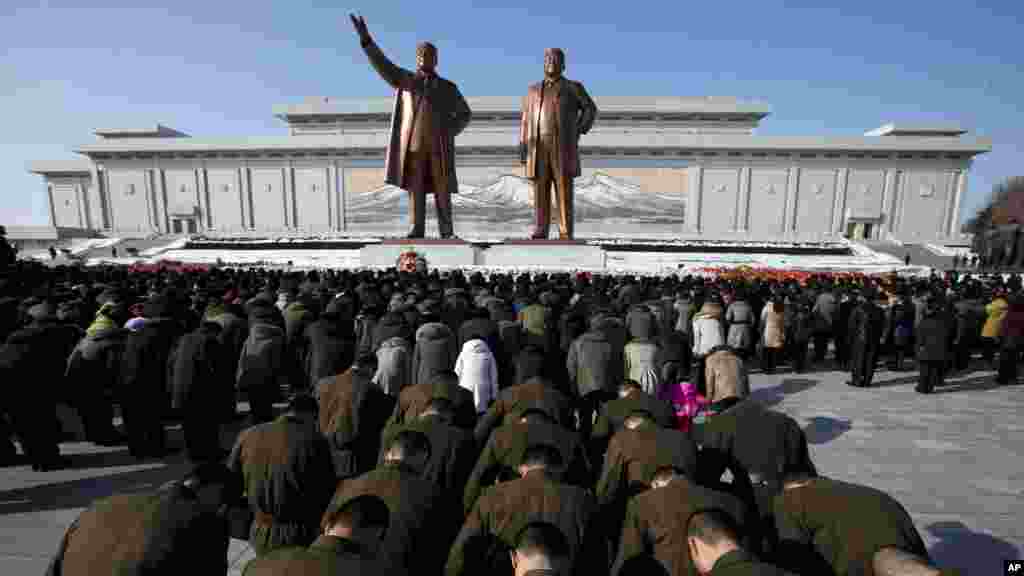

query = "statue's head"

[
  {"left": 416, "top": 42, "right": 437, "bottom": 74},
  {"left": 544, "top": 48, "right": 565, "bottom": 79}
]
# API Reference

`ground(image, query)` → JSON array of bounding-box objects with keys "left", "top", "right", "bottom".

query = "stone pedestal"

[
  {"left": 482, "top": 239, "right": 606, "bottom": 269},
  {"left": 360, "top": 238, "right": 482, "bottom": 268}
]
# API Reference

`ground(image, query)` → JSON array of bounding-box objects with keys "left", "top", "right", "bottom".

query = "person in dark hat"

[
  {"left": 170, "top": 319, "right": 233, "bottom": 462},
  {"left": 0, "top": 301, "right": 81, "bottom": 470},
  {"left": 304, "top": 297, "right": 356, "bottom": 390},
  {"left": 413, "top": 311, "right": 458, "bottom": 390},
  {"left": 65, "top": 301, "right": 130, "bottom": 446},
  {"left": 238, "top": 299, "right": 288, "bottom": 425},
  {"left": 120, "top": 295, "right": 186, "bottom": 458},
  {"left": 846, "top": 288, "right": 884, "bottom": 388},
  {"left": 47, "top": 462, "right": 241, "bottom": 576},
  {"left": 915, "top": 295, "right": 951, "bottom": 394}
]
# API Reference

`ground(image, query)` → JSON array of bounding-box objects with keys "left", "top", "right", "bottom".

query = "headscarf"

[{"left": 86, "top": 303, "right": 118, "bottom": 337}]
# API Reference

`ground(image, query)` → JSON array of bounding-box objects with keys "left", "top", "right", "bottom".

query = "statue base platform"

[
  {"left": 360, "top": 238, "right": 482, "bottom": 268},
  {"left": 482, "top": 238, "right": 605, "bottom": 269}
]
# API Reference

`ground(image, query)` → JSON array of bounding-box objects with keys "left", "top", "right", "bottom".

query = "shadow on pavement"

[
  {"left": 933, "top": 377, "right": 1007, "bottom": 394},
  {"left": 65, "top": 449, "right": 144, "bottom": 470},
  {"left": 801, "top": 416, "right": 852, "bottom": 445},
  {"left": 926, "top": 520, "right": 1021, "bottom": 576},
  {"left": 0, "top": 460, "right": 192, "bottom": 516},
  {"left": 751, "top": 378, "right": 818, "bottom": 408},
  {"left": 870, "top": 375, "right": 919, "bottom": 388}
]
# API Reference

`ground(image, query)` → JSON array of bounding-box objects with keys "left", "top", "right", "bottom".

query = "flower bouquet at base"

[{"left": 396, "top": 250, "right": 427, "bottom": 273}]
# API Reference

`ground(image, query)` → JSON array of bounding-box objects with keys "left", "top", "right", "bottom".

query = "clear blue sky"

[{"left": 2, "top": 0, "right": 1020, "bottom": 227}]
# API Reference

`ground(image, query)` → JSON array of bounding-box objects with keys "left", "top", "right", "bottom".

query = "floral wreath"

[{"left": 397, "top": 249, "right": 427, "bottom": 273}]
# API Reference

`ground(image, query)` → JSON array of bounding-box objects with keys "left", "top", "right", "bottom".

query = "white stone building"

[{"left": 27, "top": 96, "right": 990, "bottom": 243}]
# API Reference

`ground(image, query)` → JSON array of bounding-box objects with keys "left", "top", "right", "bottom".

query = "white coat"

[{"left": 454, "top": 338, "right": 499, "bottom": 414}]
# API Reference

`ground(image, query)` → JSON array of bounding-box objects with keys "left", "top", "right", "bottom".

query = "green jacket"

[
  {"left": 242, "top": 535, "right": 403, "bottom": 576},
  {"left": 709, "top": 549, "right": 796, "bottom": 576}
]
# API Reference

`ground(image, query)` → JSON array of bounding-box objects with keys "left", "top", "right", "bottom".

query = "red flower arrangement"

[{"left": 397, "top": 250, "right": 427, "bottom": 273}]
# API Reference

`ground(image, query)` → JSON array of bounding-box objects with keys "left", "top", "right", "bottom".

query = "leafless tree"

[{"left": 964, "top": 176, "right": 1024, "bottom": 232}]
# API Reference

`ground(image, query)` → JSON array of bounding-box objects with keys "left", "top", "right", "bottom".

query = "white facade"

[{"left": 27, "top": 98, "right": 990, "bottom": 242}]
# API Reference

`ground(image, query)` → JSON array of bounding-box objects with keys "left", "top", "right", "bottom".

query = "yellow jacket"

[{"left": 982, "top": 297, "right": 1009, "bottom": 339}]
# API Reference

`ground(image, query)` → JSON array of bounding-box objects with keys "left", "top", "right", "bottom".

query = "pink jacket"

[{"left": 658, "top": 381, "right": 708, "bottom": 432}]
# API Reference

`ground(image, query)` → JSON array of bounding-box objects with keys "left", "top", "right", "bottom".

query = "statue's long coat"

[
  {"left": 361, "top": 39, "right": 471, "bottom": 196},
  {"left": 520, "top": 77, "right": 598, "bottom": 179}
]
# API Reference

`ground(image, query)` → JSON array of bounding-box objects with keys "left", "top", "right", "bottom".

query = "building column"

[
  {"left": 155, "top": 163, "right": 169, "bottom": 233},
  {"left": 784, "top": 166, "right": 800, "bottom": 235},
  {"left": 883, "top": 170, "right": 899, "bottom": 233},
  {"left": 337, "top": 161, "right": 348, "bottom": 232},
  {"left": 195, "top": 167, "right": 208, "bottom": 230},
  {"left": 75, "top": 180, "right": 90, "bottom": 229},
  {"left": 103, "top": 169, "right": 115, "bottom": 230},
  {"left": 240, "top": 167, "right": 252, "bottom": 230},
  {"left": 737, "top": 166, "right": 751, "bottom": 233},
  {"left": 687, "top": 164, "right": 704, "bottom": 233},
  {"left": 236, "top": 168, "right": 246, "bottom": 232},
  {"left": 143, "top": 170, "right": 156, "bottom": 231},
  {"left": 45, "top": 180, "right": 56, "bottom": 228},
  {"left": 832, "top": 168, "right": 849, "bottom": 234},
  {"left": 282, "top": 166, "right": 293, "bottom": 230},
  {"left": 948, "top": 169, "right": 966, "bottom": 238},
  {"left": 87, "top": 163, "right": 107, "bottom": 230}
]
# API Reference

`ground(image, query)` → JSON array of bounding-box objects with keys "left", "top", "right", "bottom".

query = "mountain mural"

[{"left": 345, "top": 172, "right": 686, "bottom": 226}]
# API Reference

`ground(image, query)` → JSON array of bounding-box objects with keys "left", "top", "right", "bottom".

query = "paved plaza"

[{"left": 0, "top": 365, "right": 1020, "bottom": 576}]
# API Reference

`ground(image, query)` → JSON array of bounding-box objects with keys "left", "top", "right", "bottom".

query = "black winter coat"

[
  {"left": 47, "top": 483, "right": 230, "bottom": 576},
  {"left": 121, "top": 318, "right": 185, "bottom": 410},
  {"left": 917, "top": 311, "right": 951, "bottom": 362},
  {"left": 304, "top": 317, "right": 355, "bottom": 389},
  {"left": 413, "top": 323, "right": 457, "bottom": 387},
  {"left": 2, "top": 320, "right": 81, "bottom": 404},
  {"left": 65, "top": 327, "right": 128, "bottom": 401},
  {"left": 170, "top": 323, "right": 233, "bottom": 421},
  {"left": 373, "top": 312, "right": 411, "bottom": 351},
  {"left": 380, "top": 415, "right": 479, "bottom": 504},
  {"left": 213, "top": 310, "right": 248, "bottom": 380}
]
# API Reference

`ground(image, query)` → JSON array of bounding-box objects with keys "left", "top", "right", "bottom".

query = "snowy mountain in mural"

[{"left": 346, "top": 172, "right": 685, "bottom": 226}]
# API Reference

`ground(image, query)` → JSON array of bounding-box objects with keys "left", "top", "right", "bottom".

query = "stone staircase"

[
  {"left": 77, "top": 235, "right": 189, "bottom": 261},
  {"left": 866, "top": 241, "right": 954, "bottom": 271}
]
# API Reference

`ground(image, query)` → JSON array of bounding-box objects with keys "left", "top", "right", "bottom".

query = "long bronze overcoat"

[
  {"left": 360, "top": 39, "right": 472, "bottom": 195},
  {"left": 520, "top": 77, "right": 598, "bottom": 179}
]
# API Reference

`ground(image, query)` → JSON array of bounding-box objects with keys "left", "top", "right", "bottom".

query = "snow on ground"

[
  {"left": 608, "top": 251, "right": 929, "bottom": 275},
  {"left": 63, "top": 234, "right": 927, "bottom": 274},
  {"left": 926, "top": 244, "right": 975, "bottom": 258},
  {"left": 64, "top": 237, "right": 121, "bottom": 255},
  {"left": 139, "top": 237, "right": 190, "bottom": 257},
  {"left": 845, "top": 240, "right": 903, "bottom": 264},
  {"left": 158, "top": 249, "right": 361, "bottom": 269},
  {"left": 145, "top": 246, "right": 923, "bottom": 275}
]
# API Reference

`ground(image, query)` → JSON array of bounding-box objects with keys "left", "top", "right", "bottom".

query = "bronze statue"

[
  {"left": 520, "top": 48, "right": 598, "bottom": 240},
  {"left": 350, "top": 14, "right": 472, "bottom": 239}
]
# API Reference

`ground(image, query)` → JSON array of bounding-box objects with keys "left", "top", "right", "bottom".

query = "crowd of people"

[{"left": 0, "top": 257, "right": 1013, "bottom": 575}]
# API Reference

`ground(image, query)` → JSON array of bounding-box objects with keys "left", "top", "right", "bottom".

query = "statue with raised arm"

[
  {"left": 520, "top": 48, "right": 597, "bottom": 240},
  {"left": 350, "top": 14, "right": 472, "bottom": 239}
]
